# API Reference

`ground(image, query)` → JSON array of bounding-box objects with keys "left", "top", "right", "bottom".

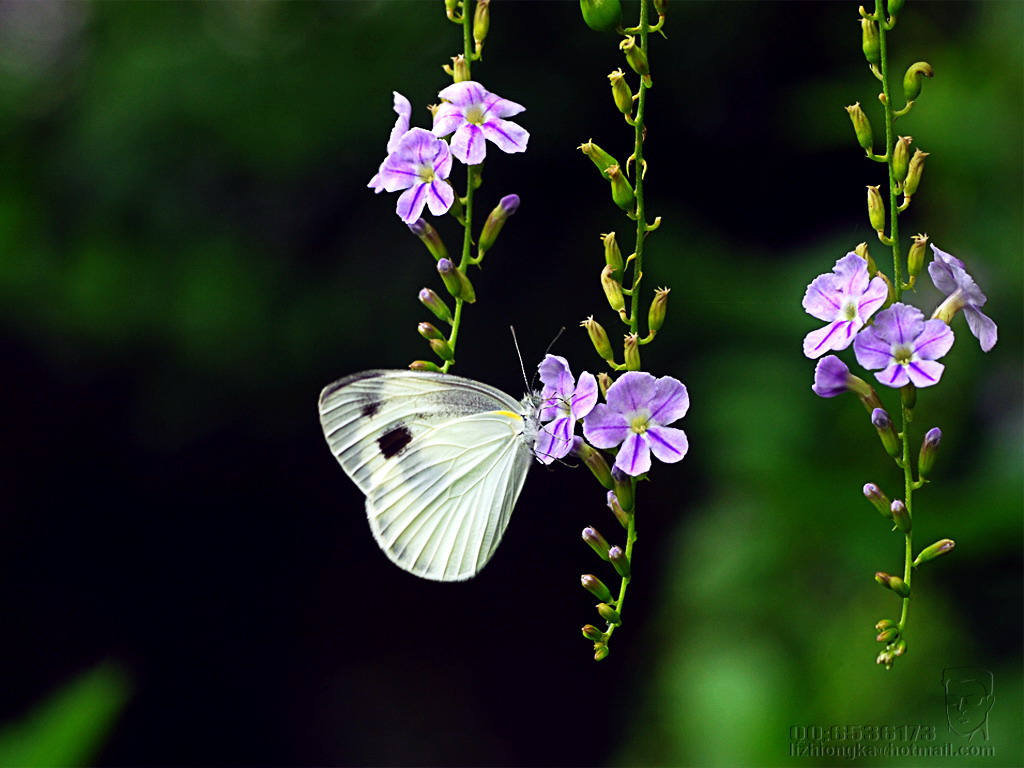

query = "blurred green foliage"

[{"left": 0, "top": 1, "right": 1019, "bottom": 766}]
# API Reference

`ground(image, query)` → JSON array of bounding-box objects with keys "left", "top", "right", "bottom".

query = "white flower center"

[
  {"left": 416, "top": 163, "right": 436, "bottom": 184},
  {"left": 630, "top": 410, "right": 650, "bottom": 434},
  {"left": 841, "top": 297, "right": 859, "bottom": 321},
  {"left": 464, "top": 104, "right": 485, "bottom": 125},
  {"left": 893, "top": 344, "right": 914, "bottom": 365}
]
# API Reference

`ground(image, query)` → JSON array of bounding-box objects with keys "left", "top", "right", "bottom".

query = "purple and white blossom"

[
  {"left": 376, "top": 127, "right": 454, "bottom": 224},
  {"left": 927, "top": 244, "right": 998, "bottom": 352},
  {"left": 812, "top": 355, "right": 855, "bottom": 398},
  {"left": 853, "top": 302, "right": 954, "bottom": 388},
  {"left": 802, "top": 253, "right": 888, "bottom": 359},
  {"left": 582, "top": 372, "right": 689, "bottom": 477},
  {"left": 432, "top": 81, "right": 529, "bottom": 166},
  {"left": 534, "top": 355, "right": 597, "bottom": 465},
  {"left": 368, "top": 91, "right": 412, "bottom": 193}
]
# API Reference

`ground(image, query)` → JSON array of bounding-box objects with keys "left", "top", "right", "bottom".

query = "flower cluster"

[{"left": 369, "top": 81, "right": 529, "bottom": 224}]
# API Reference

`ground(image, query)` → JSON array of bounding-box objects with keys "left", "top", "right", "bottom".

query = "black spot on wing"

[
  {"left": 361, "top": 400, "right": 381, "bottom": 418},
  {"left": 378, "top": 425, "right": 413, "bottom": 459}
]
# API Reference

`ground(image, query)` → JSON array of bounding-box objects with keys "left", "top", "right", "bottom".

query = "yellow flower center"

[{"left": 465, "top": 104, "right": 485, "bottom": 125}]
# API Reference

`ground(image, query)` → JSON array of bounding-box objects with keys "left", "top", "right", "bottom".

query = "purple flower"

[
  {"left": 853, "top": 302, "right": 954, "bottom": 388},
  {"left": 376, "top": 127, "right": 454, "bottom": 224},
  {"left": 927, "top": 244, "right": 998, "bottom": 352},
  {"left": 534, "top": 355, "right": 597, "bottom": 465},
  {"left": 802, "top": 253, "right": 888, "bottom": 359},
  {"left": 432, "top": 81, "right": 529, "bottom": 166},
  {"left": 812, "top": 355, "right": 854, "bottom": 398},
  {"left": 368, "top": 92, "right": 412, "bottom": 193},
  {"left": 582, "top": 371, "right": 689, "bottom": 477}
]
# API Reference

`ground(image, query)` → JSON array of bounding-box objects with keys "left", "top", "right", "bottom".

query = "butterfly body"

[{"left": 319, "top": 370, "right": 539, "bottom": 581}]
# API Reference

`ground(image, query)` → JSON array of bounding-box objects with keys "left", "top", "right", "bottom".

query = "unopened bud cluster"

[{"left": 579, "top": 515, "right": 632, "bottom": 660}]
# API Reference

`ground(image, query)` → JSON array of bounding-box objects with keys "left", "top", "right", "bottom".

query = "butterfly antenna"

[{"left": 510, "top": 326, "right": 530, "bottom": 391}]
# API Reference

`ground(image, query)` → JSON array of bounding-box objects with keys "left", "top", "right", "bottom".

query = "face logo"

[{"left": 943, "top": 667, "right": 994, "bottom": 741}]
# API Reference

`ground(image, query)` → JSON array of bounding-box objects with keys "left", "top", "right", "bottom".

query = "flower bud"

[
  {"left": 408, "top": 218, "right": 449, "bottom": 261},
  {"left": 582, "top": 526, "right": 612, "bottom": 561},
  {"left": 648, "top": 287, "right": 670, "bottom": 335},
  {"left": 900, "top": 382, "right": 916, "bottom": 411},
  {"left": 417, "top": 322, "right": 445, "bottom": 341},
  {"left": 478, "top": 194, "right": 519, "bottom": 254},
  {"left": 903, "top": 149, "right": 928, "bottom": 198},
  {"left": 893, "top": 135, "right": 913, "bottom": 183},
  {"left": 581, "top": 316, "right": 614, "bottom": 362},
  {"left": 578, "top": 140, "right": 618, "bottom": 179},
  {"left": 654, "top": 0, "right": 668, "bottom": 18},
  {"left": 609, "top": 545, "right": 631, "bottom": 579},
  {"left": 582, "top": 624, "right": 606, "bottom": 642},
  {"left": 612, "top": 467, "right": 634, "bottom": 512},
  {"left": 429, "top": 337, "right": 455, "bottom": 363},
  {"left": 890, "top": 499, "right": 912, "bottom": 534},
  {"left": 877, "top": 627, "right": 899, "bottom": 644},
  {"left": 903, "top": 61, "right": 934, "bottom": 103},
  {"left": 875, "top": 571, "right": 911, "bottom": 598},
  {"left": 606, "top": 164, "right": 635, "bottom": 211},
  {"left": 623, "top": 333, "right": 641, "bottom": 371},
  {"left": 597, "top": 602, "right": 622, "bottom": 625},
  {"left": 845, "top": 103, "right": 874, "bottom": 152},
  {"left": 581, "top": 574, "right": 614, "bottom": 603},
  {"left": 875, "top": 618, "right": 897, "bottom": 631},
  {"left": 437, "top": 258, "right": 462, "bottom": 298},
  {"left": 597, "top": 372, "right": 613, "bottom": 400},
  {"left": 608, "top": 69, "right": 633, "bottom": 115},
  {"left": 579, "top": 0, "right": 622, "bottom": 32},
  {"left": 606, "top": 490, "right": 630, "bottom": 528},
  {"left": 449, "top": 54, "right": 470, "bottom": 83},
  {"left": 854, "top": 241, "right": 879, "bottom": 276},
  {"left": 444, "top": 0, "right": 459, "bottom": 21},
  {"left": 620, "top": 36, "right": 650, "bottom": 84},
  {"left": 913, "top": 538, "right": 954, "bottom": 567},
  {"left": 572, "top": 437, "right": 614, "bottom": 489},
  {"left": 418, "top": 287, "right": 454, "bottom": 325},
  {"left": 602, "top": 232, "right": 624, "bottom": 278},
  {"left": 473, "top": 0, "right": 490, "bottom": 55},
  {"left": 601, "top": 264, "right": 626, "bottom": 315},
  {"left": 918, "top": 427, "right": 942, "bottom": 479},
  {"left": 907, "top": 233, "right": 928, "bottom": 281},
  {"left": 887, "top": 0, "right": 905, "bottom": 18},
  {"left": 867, "top": 185, "right": 885, "bottom": 233},
  {"left": 876, "top": 649, "right": 894, "bottom": 669},
  {"left": 892, "top": 637, "right": 907, "bottom": 656},
  {"left": 593, "top": 643, "right": 610, "bottom": 661},
  {"left": 409, "top": 360, "right": 441, "bottom": 372},
  {"left": 864, "top": 483, "right": 893, "bottom": 518},
  {"left": 861, "top": 19, "right": 881, "bottom": 66},
  {"left": 871, "top": 408, "right": 901, "bottom": 458}
]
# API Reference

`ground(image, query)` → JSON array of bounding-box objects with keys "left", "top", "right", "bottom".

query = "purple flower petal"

[
  {"left": 438, "top": 80, "right": 488, "bottom": 108},
  {"left": 615, "top": 432, "right": 651, "bottom": 477},
  {"left": 605, "top": 371, "right": 657, "bottom": 416},
  {"left": 648, "top": 376, "right": 689, "bottom": 426},
  {"left": 451, "top": 123, "right": 486, "bottom": 165},
  {"left": 874, "top": 362, "right": 911, "bottom": 388},
  {"left": 927, "top": 244, "right": 968, "bottom": 297},
  {"left": 872, "top": 302, "right": 924, "bottom": 347},
  {"left": 582, "top": 403, "right": 630, "bottom": 449},
  {"left": 431, "top": 102, "right": 464, "bottom": 138},
  {"left": 481, "top": 118, "right": 529, "bottom": 155},
  {"left": 853, "top": 326, "right": 893, "bottom": 371},
  {"left": 804, "top": 319, "right": 855, "bottom": 358},
  {"left": 488, "top": 95, "right": 526, "bottom": 119},
  {"left": 539, "top": 355, "right": 572, "bottom": 390},
  {"left": 646, "top": 425, "right": 688, "bottom": 463},
  {"left": 386, "top": 92, "right": 413, "bottom": 153},
  {"left": 425, "top": 180, "right": 455, "bottom": 216},
  {"left": 535, "top": 416, "right": 573, "bottom": 465},
  {"left": 912, "top": 318, "right": 955, "bottom": 361},
  {"left": 856, "top": 276, "right": 889, "bottom": 319},
  {"left": 395, "top": 184, "right": 429, "bottom": 224},
  {"left": 833, "top": 253, "right": 871, "bottom": 296},
  {"left": 571, "top": 372, "right": 598, "bottom": 419},
  {"left": 905, "top": 359, "right": 945, "bottom": 388},
  {"left": 965, "top": 307, "right": 998, "bottom": 352},
  {"left": 812, "top": 355, "right": 851, "bottom": 398},
  {"left": 802, "top": 273, "right": 843, "bottom": 321}
]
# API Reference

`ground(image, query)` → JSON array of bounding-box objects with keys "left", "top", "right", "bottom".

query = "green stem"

[
  {"left": 604, "top": 480, "right": 637, "bottom": 643},
  {"left": 628, "top": 0, "right": 651, "bottom": 336},
  {"left": 876, "top": 0, "right": 902, "bottom": 300},
  {"left": 898, "top": 404, "right": 913, "bottom": 632}
]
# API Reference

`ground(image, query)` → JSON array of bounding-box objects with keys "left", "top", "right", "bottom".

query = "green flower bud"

[
  {"left": 608, "top": 69, "right": 633, "bottom": 115},
  {"left": 582, "top": 315, "right": 615, "bottom": 362},
  {"left": 581, "top": 574, "right": 614, "bottom": 603},
  {"left": 417, "top": 322, "right": 445, "bottom": 341},
  {"left": 593, "top": 642, "right": 610, "bottom": 661},
  {"left": 473, "top": 0, "right": 490, "bottom": 56},
  {"left": 449, "top": 54, "right": 470, "bottom": 84},
  {"left": 876, "top": 649, "right": 894, "bottom": 669},
  {"left": 887, "top": 0, "right": 905, "bottom": 18},
  {"left": 418, "top": 288, "right": 454, "bottom": 325},
  {"left": 867, "top": 185, "right": 886, "bottom": 233},
  {"left": 903, "top": 61, "right": 934, "bottom": 103},
  {"left": 903, "top": 149, "right": 928, "bottom": 197},
  {"left": 892, "top": 637, "right": 907, "bottom": 656},
  {"left": 654, "top": 0, "right": 668, "bottom": 18},
  {"left": 890, "top": 499, "right": 912, "bottom": 534},
  {"left": 900, "top": 382, "right": 916, "bottom": 411},
  {"left": 918, "top": 427, "right": 942, "bottom": 479},
  {"left": 874, "top": 571, "right": 911, "bottom": 598},
  {"left": 409, "top": 360, "right": 441, "bottom": 372},
  {"left": 429, "top": 338, "right": 455, "bottom": 363},
  {"left": 597, "top": 602, "right": 622, "bottom": 625},
  {"left": 607, "top": 490, "right": 630, "bottom": 528},
  {"left": 609, "top": 545, "right": 631, "bottom": 579},
  {"left": 864, "top": 483, "right": 893, "bottom": 518},
  {"left": 893, "top": 135, "right": 913, "bottom": 183},
  {"left": 854, "top": 241, "right": 879, "bottom": 276},
  {"left": 573, "top": 438, "right": 614, "bottom": 489},
  {"left": 871, "top": 408, "right": 901, "bottom": 458},
  {"left": 579, "top": 140, "right": 618, "bottom": 179},
  {"left": 623, "top": 332, "right": 641, "bottom": 371},
  {"left": 907, "top": 233, "right": 929, "bottom": 281},
  {"left": 582, "top": 624, "right": 606, "bottom": 642},
  {"left": 478, "top": 194, "right": 519, "bottom": 255},
  {"left": 845, "top": 103, "right": 874, "bottom": 152},
  {"left": 861, "top": 18, "right": 881, "bottom": 66},
  {"left": 877, "top": 627, "right": 899, "bottom": 644},
  {"left": 606, "top": 164, "right": 635, "bottom": 211},
  {"left": 408, "top": 218, "right": 449, "bottom": 261},
  {"left": 579, "top": 0, "right": 622, "bottom": 32},
  {"left": 437, "top": 258, "right": 463, "bottom": 298},
  {"left": 875, "top": 618, "right": 898, "bottom": 632},
  {"left": 598, "top": 372, "right": 613, "bottom": 400},
  {"left": 913, "top": 538, "right": 955, "bottom": 567},
  {"left": 602, "top": 232, "right": 624, "bottom": 278},
  {"left": 601, "top": 264, "right": 626, "bottom": 315},
  {"left": 613, "top": 468, "right": 634, "bottom": 511},
  {"left": 648, "top": 287, "right": 670, "bottom": 334},
  {"left": 582, "top": 527, "right": 612, "bottom": 561},
  {"left": 444, "top": 0, "right": 459, "bottom": 21},
  {"left": 620, "top": 36, "right": 650, "bottom": 84}
]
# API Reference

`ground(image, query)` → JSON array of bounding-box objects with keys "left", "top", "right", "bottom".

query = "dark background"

[{"left": 0, "top": 1, "right": 1021, "bottom": 766}]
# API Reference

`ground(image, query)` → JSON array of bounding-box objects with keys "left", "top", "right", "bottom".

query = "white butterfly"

[{"left": 318, "top": 370, "right": 541, "bottom": 581}]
